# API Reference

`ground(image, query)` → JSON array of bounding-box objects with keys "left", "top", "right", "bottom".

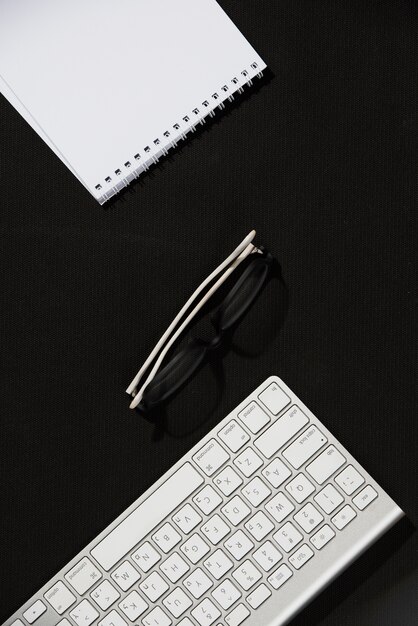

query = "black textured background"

[{"left": 0, "top": 1, "right": 417, "bottom": 623}]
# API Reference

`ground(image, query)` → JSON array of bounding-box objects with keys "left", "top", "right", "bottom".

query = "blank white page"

[{"left": 0, "top": 0, "right": 265, "bottom": 203}]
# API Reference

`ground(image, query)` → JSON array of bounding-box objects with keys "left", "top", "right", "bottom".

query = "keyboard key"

[
  {"left": 69, "top": 600, "right": 99, "bottom": 626},
  {"left": 140, "top": 571, "right": 169, "bottom": 601},
  {"left": 265, "top": 492, "right": 295, "bottom": 523},
  {"left": 273, "top": 521, "right": 303, "bottom": 553},
  {"left": 202, "top": 514, "right": 230, "bottom": 545},
  {"left": 225, "top": 604, "right": 250, "bottom": 626},
  {"left": 172, "top": 503, "right": 202, "bottom": 534},
  {"left": 254, "top": 405, "right": 308, "bottom": 459},
  {"left": 267, "top": 563, "right": 293, "bottom": 589},
  {"left": 132, "top": 542, "right": 161, "bottom": 572},
  {"left": 178, "top": 620, "right": 194, "bottom": 626},
  {"left": 44, "top": 580, "right": 76, "bottom": 614},
  {"left": 238, "top": 401, "right": 270, "bottom": 434},
  {"left": 99, "top": 611, "right": 127, "bottom": 626},
  {"left": 191, "top": 598, "right": 221, "bottom": 626},
  {"left": 213, "top": 466, "right": 243, "bottom": 496},
  {"left": 245, "top": 511, "right": 274, "bottom": 541},
  {"left": 224, "top": 529, "right": 254, "bottom": 560},
  {"left": 335, "top": 465, "right": 365, "bottom": 495},
  {"left": 253, "top": 540, "right": 282, "bottom": 571},
  {"left": 241, "top": 476, "right": 271, "bottom": 506},
  {"left": 258, "top": 381, "right": 290, "bottom": 415},
  {"left": 92, "top": 463, "right": 203, "bottom": 571},
  {"left": 152, "top": 522, "right": 181, "bottom": 553},
  {"left": 163, "top": 588, "right": 192, "bottom": 618},
  {"left": 119, "top": 590, "right": 148, "bottom": 621},
  {"left": 221, "top": 495, "right": 251, "bottom": 526},
  {"left": 218, "top": 419, "right": 250, "bottom": 452},
  {"left": 97, "top": 613, "right": 126, "bottom": 626},
  {"left": 212, "top": 579, "right": 241, "bottom": 610},
  {"left": 331, "top": 504, "right": 357, "bottom": 529},
  {"left": 286, "top": 473, "right": 315, "bottom": 503},
  {"left": 142, "top": 607, "right": 171, "bottom": 626},
  {"left": 294, "top": 503, "right": 324, "bottom": 533},
  {"left": 289, "top": 544, "right": 314, "bottom": 570},
  {"left": 90, "top": 580, "right": 120, "bottom": 610},
  {"left": 193, "top": 485, "right": 223, "bottom": 515},
  {"left": 306, "top": 445, "right": 346, "bottom": 485},
  {"left": 11, "top": 621, "right": 25, "bottom": 626},
  {"left": 247, "top": 583, "right": 272, "bottom": 609},
  {"left": 111, "top": 561, "right": 141, "bottom": 591},
  {"left": 310, "top": 524, "right": 336, "bottom": 550},
  {"left": 232, "top": 560, "right": 262, "bottom": 590},
  {"left": 65, "top": 557, "right": 102, "bottom": 595},
  {"left": 283, "top": 425, "right": 327, "bottom": 469},
  {"left": 23, "top": 601, "right": 47, "bottom": 624},
  {"left": 262, "top": 458, "right": 292, "bottom": 488},
  {"left": 181, "top": 533, "right": 210, "bottom": 564},
  {"left": 56, "top": 620, "right": 72, "bottom": 626},
  {"left": 184, "top": 567, "right": 213, "bottom": 598},
  {"left": 160, "top": 552, "right": 189, "bottom": 583},
  {"left": 204, "top": 549, "right": 234, "bottom": 579},
  {"left": 314, "top": 484, "right": 344, "bottom": 514},
  {"left": 193, "top": 439, "right": 229, "bottom": 476},
  {"left": 234, "top": 447, "right": 263, "bottom": 477},
  {"left": 353, "top": 485, "right": 378, "bottom": 510}
]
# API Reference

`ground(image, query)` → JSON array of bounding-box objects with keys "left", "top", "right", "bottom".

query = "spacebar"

[{"left": 91, "top": 462, "right": 204, "bottom": 571}]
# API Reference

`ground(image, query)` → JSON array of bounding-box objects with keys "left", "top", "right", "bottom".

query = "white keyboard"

[{"left": 4, "top": 376, "right": 403, "bottom": 626}]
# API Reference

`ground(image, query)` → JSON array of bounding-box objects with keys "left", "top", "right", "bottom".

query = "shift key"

[{"left": 254, "top": 405, "right": 309, "bottom": 459}]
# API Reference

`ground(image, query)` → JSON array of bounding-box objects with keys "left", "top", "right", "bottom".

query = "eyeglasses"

[{"left": 127, "top": 230, "right": 273, "bottom": 411}]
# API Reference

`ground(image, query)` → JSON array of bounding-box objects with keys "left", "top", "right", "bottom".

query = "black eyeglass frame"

[{"left": 137, "top": 247, "right": 274, "bottom": 411}]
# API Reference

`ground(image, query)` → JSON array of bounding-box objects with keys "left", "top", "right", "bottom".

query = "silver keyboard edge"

[{"left": 3, "top": 375, "right": 404, "bottom": 626}]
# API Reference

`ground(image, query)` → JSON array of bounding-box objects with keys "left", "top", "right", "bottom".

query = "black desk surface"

[{"left": 0, "top": 1, "right": 417, "bottom": 624}]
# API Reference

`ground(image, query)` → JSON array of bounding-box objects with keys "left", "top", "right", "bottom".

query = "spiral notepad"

[{"left": 0, "top": 0, "right": 266, "bottom": 205}]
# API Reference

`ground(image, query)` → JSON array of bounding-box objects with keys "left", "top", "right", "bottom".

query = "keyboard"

[{"left": 4, "top": 376, "right": 403, "bottom": 626}]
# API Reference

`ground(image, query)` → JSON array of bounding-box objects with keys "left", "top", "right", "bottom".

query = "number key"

[
  {"left": 191, "top": 598, "right": 221, "bottom": 626},
  {"left": 253, "top": 540, "right": 282, "bottom": 572},
  {"left": 294, "top": 503, "right": 324, "bottom": 533},
  {"left": 211, "top": 579, "right": 241, "bottom": 610},
  {"left": 273, "top": 521, "right": 303, "bottom": 553},
  {"left": 232, "top": 560, "right": 262, "bottom": 591}
]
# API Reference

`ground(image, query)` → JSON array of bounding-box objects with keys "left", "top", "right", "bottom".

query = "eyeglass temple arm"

[
  {"left": 126, "top": 230, "right": 256, "bottom": 398},
  {"left": 129, "top": 241, "right": 256, "bottom": 409}
]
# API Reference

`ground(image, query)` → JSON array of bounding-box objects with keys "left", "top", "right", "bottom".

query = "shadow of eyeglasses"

[{"left": 136, "top": 258, "right": 288, "bottom": 441}]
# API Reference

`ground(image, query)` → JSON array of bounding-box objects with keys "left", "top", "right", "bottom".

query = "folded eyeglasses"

[{"left": 127, "top": 230, "right": 273, "bottom": 411}]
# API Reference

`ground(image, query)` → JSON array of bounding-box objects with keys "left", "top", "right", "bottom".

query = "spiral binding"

[{"left": 94, "top": 61, "right": 264, "bottom": 204}]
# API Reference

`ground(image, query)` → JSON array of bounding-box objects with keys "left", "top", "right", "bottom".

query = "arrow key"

[{"left": 23, "top": 600, "right": 46, "bottom": 624}]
